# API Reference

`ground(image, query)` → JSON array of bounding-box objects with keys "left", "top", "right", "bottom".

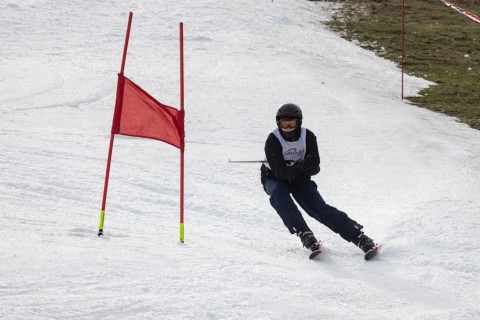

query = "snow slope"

[{"left": 1, "top": 0, "right": 479, "bottom": 319}]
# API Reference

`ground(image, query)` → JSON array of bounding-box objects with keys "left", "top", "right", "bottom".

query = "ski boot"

[
  {"left": 352, "top": 231, "right": 379, "bottom": 260},
  {"left": 297, "top": 230, "right": 322, "bottom": 259},
  {"left": 298, "top": 230, "right": 319, "bottom": 251}
]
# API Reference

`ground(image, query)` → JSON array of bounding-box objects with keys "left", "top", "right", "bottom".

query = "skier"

[{"left": 261, "top": 103, "right": 378, "bottom": 259}]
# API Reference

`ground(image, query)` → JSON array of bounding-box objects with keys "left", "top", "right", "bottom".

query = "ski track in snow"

[{"left": 1, "top": 0, "right": 480, "bottom": 319}]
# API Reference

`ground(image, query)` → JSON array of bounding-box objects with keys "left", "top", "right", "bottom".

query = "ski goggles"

[{"left": 278, "top": 118, "right": 298, "bottom": 129}]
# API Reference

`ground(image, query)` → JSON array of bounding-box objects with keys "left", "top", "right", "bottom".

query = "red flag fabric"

[{"left": 111, "top": 74, "right": 184, "bottom": 149}]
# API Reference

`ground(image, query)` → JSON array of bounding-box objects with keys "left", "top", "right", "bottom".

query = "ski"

[
  {"left": 308, "top": 241, "right": 323, "bottom": 260},
  {"left": 364, "top": 244, "right": 381, "bottom": 261}
]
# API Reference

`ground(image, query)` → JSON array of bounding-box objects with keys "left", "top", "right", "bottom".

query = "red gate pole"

[
  {"left": 179, "top": 22, "right": 185, "bottom": 243},
  {"left": 401, "top": 0, "right": 405, "bottom": 100},
  {"left": 98, "top": 12, "right": 133, "bottom": 236}
]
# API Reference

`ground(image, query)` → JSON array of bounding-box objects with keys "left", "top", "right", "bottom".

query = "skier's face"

[
  {"left": 278, "top": 119, "right": 298, "bottom": 131},
  {"left": 281, "top": 126, "right": 295, "bottom": 133}
]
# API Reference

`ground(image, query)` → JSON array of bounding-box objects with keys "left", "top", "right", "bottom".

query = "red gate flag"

[
  {"left": 111, "top": 73, "right": 184, "bottom": 149},
  {"left": 98, "top": 12, "right": 186, "bottom": 243}
]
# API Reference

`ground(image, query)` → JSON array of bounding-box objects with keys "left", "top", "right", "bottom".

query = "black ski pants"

[{"left": 263, "top": 177, "right": 363, "bottom": 242}]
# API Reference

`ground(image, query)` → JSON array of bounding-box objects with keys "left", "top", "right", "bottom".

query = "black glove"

[
  {"left": 294, "top": 155, "right": 317, "bottom": 173},
  {"left": 304, "top": 155, "right": 316, "bottom": 169}
]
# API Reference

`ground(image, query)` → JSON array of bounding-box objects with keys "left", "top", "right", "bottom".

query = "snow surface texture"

[{"left": 1, "top": 1, "right": 479, "bottom": 319}]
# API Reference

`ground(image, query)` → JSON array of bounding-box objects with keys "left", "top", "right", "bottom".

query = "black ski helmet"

[
  {"left": 276, "top": 103, "right": 302, "bottom": 126},
  {"left": 276, "top": 103, "right": 302, "bottom": 140}
]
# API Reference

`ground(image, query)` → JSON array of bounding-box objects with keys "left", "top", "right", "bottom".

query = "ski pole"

[
  {"left": 228, "top": 160, "right": 266, "bottom": 163},
  {"left": 228, "top": 159, "right": 295, "bottom": 164}
]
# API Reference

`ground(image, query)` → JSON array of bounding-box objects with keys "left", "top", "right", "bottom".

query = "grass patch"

[{"left": 320, "top": 0, "right": 480, "bottom": 129}]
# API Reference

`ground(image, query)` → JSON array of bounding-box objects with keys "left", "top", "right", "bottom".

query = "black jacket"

[{"left": 261, "top": 128, "right": 320, "bottom": 182}]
